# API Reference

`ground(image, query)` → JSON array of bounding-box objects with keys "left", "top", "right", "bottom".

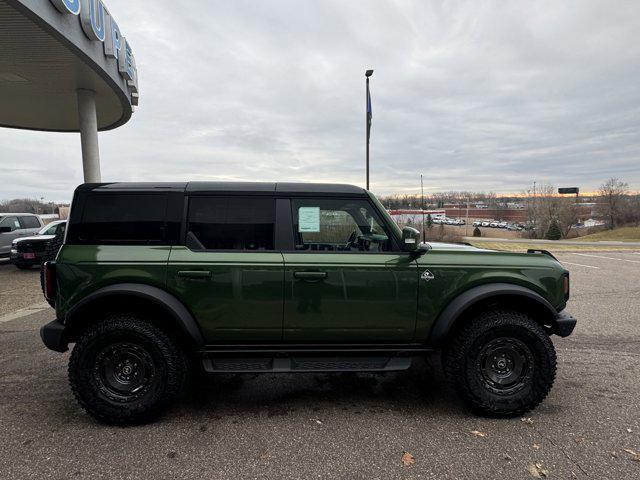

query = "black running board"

[{"left": 202, "top": 356, "right": 412, "bottom": 373}]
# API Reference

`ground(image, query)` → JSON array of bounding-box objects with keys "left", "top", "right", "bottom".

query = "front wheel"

[
  {"left": 68, "top": 314, "right": 187, "bottom": 425},
  {"left": 443, "top": 310, "right": 557, "bottom": 417}
]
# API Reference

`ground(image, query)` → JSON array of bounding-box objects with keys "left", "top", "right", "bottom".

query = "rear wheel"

[
  {"left": 69, "top": 314, "right": 187, "bottom": 425},
  {"left": 443, "top": 310, "right": 556, "bottom": 417}
]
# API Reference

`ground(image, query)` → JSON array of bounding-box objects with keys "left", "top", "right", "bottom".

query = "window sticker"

[{"left": 298, "top": 207, "right": 321, "bottom": 232}]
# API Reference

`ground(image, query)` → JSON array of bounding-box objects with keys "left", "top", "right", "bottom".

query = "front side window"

[
  {"left": 292, "top": 199, "right": 393, "bottom": 252},
  {"left": 0, "top": 216, "right": 20, "bottom": 232},
  {"left": 78, "top": 194, "right": 168, "bottom": 244},
  {"left": 187, "top": 197, "right": 275, "bottom": 251}
]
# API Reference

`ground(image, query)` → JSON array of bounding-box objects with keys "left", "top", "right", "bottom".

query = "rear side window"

[
  {"left": 187, "top": 197, "right": 275, "bottom": 250},
  {"left": 77, "top": 194, "right": 168, "bottom": 245},
  {"left": 19, "top": 216, "right": 41, "bottom": 229}
]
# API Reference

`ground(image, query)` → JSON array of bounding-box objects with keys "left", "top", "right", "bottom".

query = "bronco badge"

[{"left": 421, "top": 270, "right": 435, "bottom": 282}]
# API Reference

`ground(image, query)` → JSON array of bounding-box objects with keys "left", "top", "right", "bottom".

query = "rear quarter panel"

[{"left": 55, "top": 245, "right": 171, "bottom": 319}]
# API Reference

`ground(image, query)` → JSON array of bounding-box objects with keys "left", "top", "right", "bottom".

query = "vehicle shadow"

[{"left": 177, "top": 355, "right": 464, "bottom": 420}]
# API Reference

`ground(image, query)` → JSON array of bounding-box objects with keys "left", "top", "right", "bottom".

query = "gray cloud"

[{"left": 1, "top": 0, "right": 639, "bottom": 201}]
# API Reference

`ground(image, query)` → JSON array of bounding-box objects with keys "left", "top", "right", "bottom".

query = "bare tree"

[
  {"left": 597, "top": 178, "right": 629, "bottom": 229},
  {"left": 557, "top": 198, "right": 580, "bottom": 238}
]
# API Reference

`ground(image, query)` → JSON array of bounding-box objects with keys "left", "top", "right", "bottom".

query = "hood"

[
  {"left": 12, "top": 234, "right": 55, "bottom": 245},
  {"left": 424, "top": 242, "right": 494, "bottom": 252}
]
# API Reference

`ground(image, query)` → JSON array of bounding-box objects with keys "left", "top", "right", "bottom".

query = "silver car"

[{"left": 0, "top": 213, "right": 44, "bottom": 258}]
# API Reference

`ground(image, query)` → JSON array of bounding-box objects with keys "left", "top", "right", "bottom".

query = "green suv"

[{"left": 41, "top": 182, "right": 575, "bottom": 425}]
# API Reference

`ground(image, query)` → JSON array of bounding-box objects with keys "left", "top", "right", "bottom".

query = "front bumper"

[
  {"left": 40, "top": 319, "right": 68, "bottom": 353},
  {"left": 10, "top": 249, "right": 41, "bottom": 265},
  {"left": 554, "top": 311, "right": 577, "bottom": 337}
]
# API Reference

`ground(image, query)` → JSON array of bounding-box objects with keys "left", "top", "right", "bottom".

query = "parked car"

[
  {"left": 499, "top": 222, "right": 508, "bottom": 228},
  {"left": 472, "top": 220, "right": 482, "bottom": 227},
  {"left": 10, "top": 220, "right": 67, "bottom": 269},
  {"left": 489, "top": 221, "right": 500, "bottom": 228},
  {"left": 481, "top": 221, "right": 490, "bottom": 227},
  {"left": 41, "top": 182, "right": 575, "bottom": 425},
  {"left": 0, "top": 213, "right": 43, "bottom": 258}
]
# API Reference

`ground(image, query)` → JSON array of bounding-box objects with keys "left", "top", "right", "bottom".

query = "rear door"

[
  {"left": 282, "top": 197, "right": 419, "bottom": 343},
  {"left": 166, "top": 196, "right": 284, "bottom": 344}
]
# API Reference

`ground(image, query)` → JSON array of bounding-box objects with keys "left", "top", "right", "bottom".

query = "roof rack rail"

[{"left": 527, "top": 249, "right": 557, "bottom": 260}]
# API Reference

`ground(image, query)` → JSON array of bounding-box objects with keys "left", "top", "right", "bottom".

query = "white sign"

[{"left": 298, "top": 207, "right": 320, "bottom": 233}]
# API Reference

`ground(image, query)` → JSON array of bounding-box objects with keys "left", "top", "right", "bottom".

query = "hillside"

[{"left": 575, "top": 226, "right": 640, "bottom": 242}]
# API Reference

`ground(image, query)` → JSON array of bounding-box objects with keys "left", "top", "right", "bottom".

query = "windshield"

[{"left": 40, "top": 222, "right": 61, "bottom": 236}]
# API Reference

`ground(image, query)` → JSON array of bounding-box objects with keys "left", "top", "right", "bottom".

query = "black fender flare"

[
  {"left": 427, "top": 283, "right": 558, "bottom": 347},
  {"left": 65, "top": 283, "right": 205, "bottom": 347}
]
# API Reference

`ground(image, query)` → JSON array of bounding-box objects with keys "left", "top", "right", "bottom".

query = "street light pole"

[{"left": 365, "top": 69, "right": 373, "bottom": 190}]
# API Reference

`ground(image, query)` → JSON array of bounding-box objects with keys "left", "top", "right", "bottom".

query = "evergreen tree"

[
  {"left": 473, "top": 226, "right": 482, "bottom": 237},
  {"left": 545, "top": 220, "right": 562, "bottom": 240}
]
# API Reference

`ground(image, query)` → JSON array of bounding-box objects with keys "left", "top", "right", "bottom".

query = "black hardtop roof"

[{"left": 78, "top": 182, "right": 367, "bottom": 195}]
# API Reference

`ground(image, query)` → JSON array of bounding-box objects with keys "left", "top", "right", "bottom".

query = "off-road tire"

[
  {"left": 40, "top": 230, "right": 65, "bottom": 306},
  {"left": 443, "top": 310, "right": 556, "bottom": 417},
  {"left": 68, "top": 314, "right": 187, "bottom": 426}
]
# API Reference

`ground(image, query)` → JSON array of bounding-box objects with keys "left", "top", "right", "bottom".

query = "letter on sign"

[
  {"left": 49, "top": 0, "right": 81, "bottom": 15},
  {"left": 104, "top": 15, "right": 122, "bottom": 59},
  {"left": 80, "top": 0, "right": 106, "bottom": 42},
  {"left": 118, "top": 37, "right": 135, "bottom": 82}
]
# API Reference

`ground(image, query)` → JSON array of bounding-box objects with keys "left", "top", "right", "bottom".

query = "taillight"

[
  {"left": 563, "top": 272, "right": 570, "bottom": 300},
  {"left": 44, "top": 261, "right": 57, "bottom": 303}
]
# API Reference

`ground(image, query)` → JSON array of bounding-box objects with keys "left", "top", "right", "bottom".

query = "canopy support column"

[{"left": 77, "top": 89, "right": 101, "bottom": 183}]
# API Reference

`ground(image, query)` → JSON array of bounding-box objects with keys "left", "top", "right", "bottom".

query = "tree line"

[{"left": 0, "top": 198, "right": 67, "bottom": 215}]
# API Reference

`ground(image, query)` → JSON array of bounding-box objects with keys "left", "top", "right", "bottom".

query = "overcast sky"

[{"left": 2, "top": 0, "right": 640, "bottom": 201}]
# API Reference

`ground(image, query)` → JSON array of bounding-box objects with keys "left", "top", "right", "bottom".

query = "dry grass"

[
  {"left": 574, "top": 226, "right": 640, "bottom": 242},
  {"left": 468, "top": 241, "right": 640, "bottom": 253}
]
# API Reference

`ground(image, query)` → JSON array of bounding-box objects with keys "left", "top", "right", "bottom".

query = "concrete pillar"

[{"left": 76, "top": 89, "right": 101, "bottom": 183}]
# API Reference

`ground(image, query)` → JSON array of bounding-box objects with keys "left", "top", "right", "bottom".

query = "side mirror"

[
  {"left": 0, "top": 227, "right": 12, "bottom": 233},
  {"left": 402, "top": 226, "right": 420, "bottom": 251}
]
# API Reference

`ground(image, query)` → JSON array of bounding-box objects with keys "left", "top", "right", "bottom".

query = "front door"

[
  {"left": 283, "top": 198, "right": 419, "bottom": 343},
  {"left": 166, "top": 196, "right": 284, "bottom": 344}
]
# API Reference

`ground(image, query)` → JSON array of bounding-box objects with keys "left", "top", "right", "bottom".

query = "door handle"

[
  {"left": 294, "top": 271, "right": 327, "bottom": 280},
  {"left": 177, "top": 270, "right": 212, "bottom": 280}
]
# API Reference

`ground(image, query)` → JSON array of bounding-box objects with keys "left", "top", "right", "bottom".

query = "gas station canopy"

[{"left": 0, "top": 0, "right": 138, "bottom": 132}]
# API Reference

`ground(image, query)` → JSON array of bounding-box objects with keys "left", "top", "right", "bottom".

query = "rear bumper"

[
  {"left": 554, "top": 311, "right": 577, "bottom": 337},
  {"left": 40, "top": 319, "right": 68, "bottom": 353}
]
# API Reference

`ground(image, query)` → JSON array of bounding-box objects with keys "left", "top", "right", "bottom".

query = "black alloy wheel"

[
  {"left": 477, "top": 337, "right": 534, "bottom": 396},
  {"left": 94, "top": 342, "right": 157, "bottom": 402}
]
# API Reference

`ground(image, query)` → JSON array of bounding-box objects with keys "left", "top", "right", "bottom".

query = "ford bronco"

[{"left": 41, "top": 182, "right": 575, "bottom": 425}]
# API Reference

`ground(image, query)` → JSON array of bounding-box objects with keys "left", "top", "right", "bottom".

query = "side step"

[{"left": 202, "top": 356, "right": 412, "bottom": 373}]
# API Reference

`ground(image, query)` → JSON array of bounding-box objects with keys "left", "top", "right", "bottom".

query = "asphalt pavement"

[{"left": 0, "top": 252, "right": 639, "bottom": 479}]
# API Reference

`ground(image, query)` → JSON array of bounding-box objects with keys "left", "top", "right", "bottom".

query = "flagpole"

[{"left": 365, "top": 69, "right": 373, "bottom": 190}]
